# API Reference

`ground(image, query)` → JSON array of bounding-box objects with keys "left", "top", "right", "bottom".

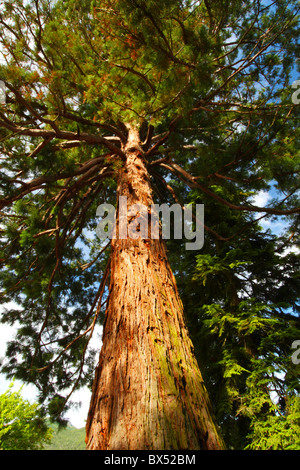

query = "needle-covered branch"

[
  {"left": 0, "top": 114, "right": 126, "bottom": 157},
  {"left": 159, "top": 161, "right": 300, "bottom": 216}
]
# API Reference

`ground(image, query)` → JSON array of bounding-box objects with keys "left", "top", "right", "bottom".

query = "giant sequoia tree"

[{"left": 0, "top": 0, "right": 299, "bottom": 450}]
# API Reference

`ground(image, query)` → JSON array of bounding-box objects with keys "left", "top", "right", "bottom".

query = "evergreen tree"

[{"left": 0, "top": 0, "right": 299, "bottom": 449}]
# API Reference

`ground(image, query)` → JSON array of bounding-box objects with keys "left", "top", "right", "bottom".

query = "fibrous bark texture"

[{"left": 85, "top": 126, "right": 224, "bottom": 450}]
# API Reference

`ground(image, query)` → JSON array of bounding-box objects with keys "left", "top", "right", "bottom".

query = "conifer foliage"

[{"left": 0, "top": 0, "right": 299, "bottom": 449}]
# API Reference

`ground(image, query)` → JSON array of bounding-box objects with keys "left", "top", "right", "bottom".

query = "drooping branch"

[
  {"left": 0, "top": 154, "right": 115, "bottom": 210},
  {"left": 36, "top": 255, "right": 111, "bottom": 375},
  {"left": 150, "top": 169, "right": 230, "bottom": 242},
  {"left": 159, "top": 161, "right": 300, "bottom": 216},
  {"left": 0, "top": 115, "right": 126, "bottom": 158},
  {"left": 60, "top": 111, "right": 127, "bottom": 143},
  {"left": 146, "top": 116, "right": 181, "bottom": 157},
  {"left": 193, "top": 9, "right": 300, "bottom": 108},
  {"left": 142, "top": 124, "right": 154, "bottom": 151},
  {"left": 56, "top": 255, "right": 111, "bottom": 417},
  {"left": 0, "top": 81, "right": 126, "bottom": 157},
  {"left": 27, "top": 175, "right": 112, "bottom": 371}
]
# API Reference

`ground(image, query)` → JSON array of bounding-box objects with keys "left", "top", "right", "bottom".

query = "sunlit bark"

[{"left": 85, "top": 126, "right": 224, "bottom": 450}]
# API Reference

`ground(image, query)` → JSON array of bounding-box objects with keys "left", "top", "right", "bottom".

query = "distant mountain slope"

[{"left": 45, "top": 423, "right": 86, "bottom": 450}]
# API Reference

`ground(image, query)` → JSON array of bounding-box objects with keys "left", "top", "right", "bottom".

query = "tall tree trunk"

[{"left": 85, "top": 125, "right": 225, "bottom": 450}]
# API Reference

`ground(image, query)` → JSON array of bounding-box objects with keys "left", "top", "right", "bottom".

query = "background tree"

[
  {"left": 0, "top": 0, "right": 299, "bottom": 449},
  {"left": 0, "top": 382, "right": 53, "bottom": 450}
]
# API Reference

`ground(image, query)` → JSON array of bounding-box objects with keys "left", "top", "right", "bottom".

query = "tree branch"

[
  {"left": 60, "top": 111, "right": 127, "bottom": 143},
  {"left": 0, "top": 117, "right": 126, "bottom": 158},
  {"left": 0, "top": 155, "right": 114, "bottom": 210},
  {"left": 159, "top": 162, "right": 300, "bottom": 216},
  {"left": 151, "top": 169, "right": 230, "bottom": 242}
]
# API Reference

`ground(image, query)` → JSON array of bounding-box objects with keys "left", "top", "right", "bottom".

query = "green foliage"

[
  {"left": 45, "top": 422, "right": 86, "bottom": 450},
  {"left": 0, "top": 382, "right": 53, "bottom": 450},
  {"left": 245, "top": 396, "right": 300, "bottom": 450},
  {"left": 172, "top": 216, "right": 300, "bottom": 449}
]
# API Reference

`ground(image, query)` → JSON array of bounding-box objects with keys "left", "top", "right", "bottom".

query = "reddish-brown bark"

[{"left": 85, "top": 125, "right": 225, "bottom": 450}]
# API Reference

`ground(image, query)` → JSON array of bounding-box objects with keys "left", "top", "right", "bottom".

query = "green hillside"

[{"left": 45, "top": 423, "right": 86, "bottom": 450}]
